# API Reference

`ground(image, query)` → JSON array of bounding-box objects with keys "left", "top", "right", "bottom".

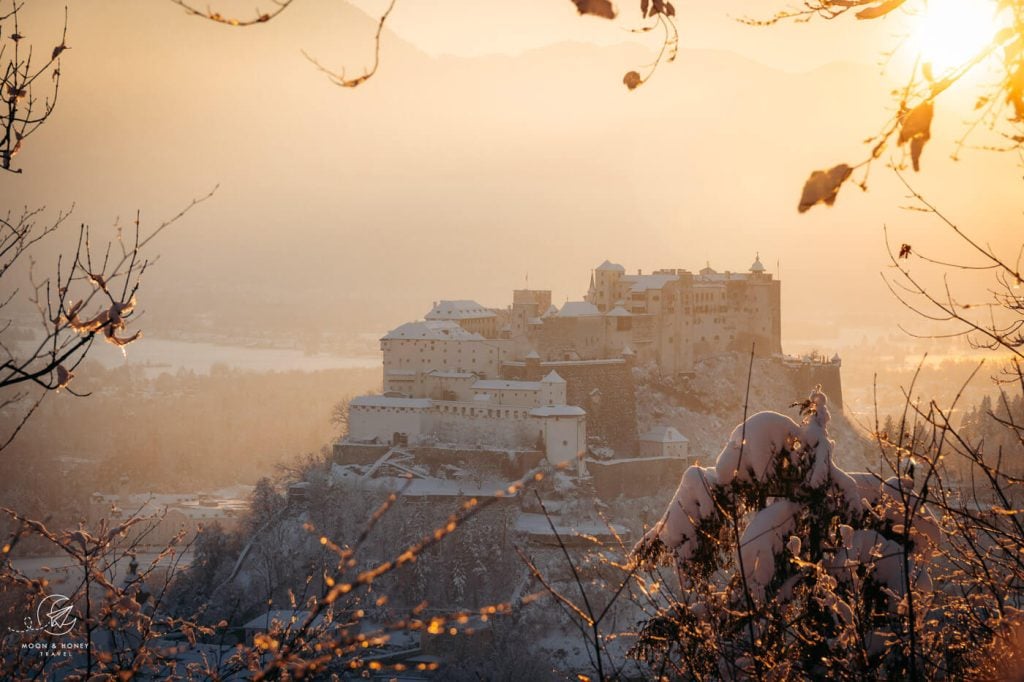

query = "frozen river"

[
  {"left": 9, "top": 551, "right": 195, "bottom": 594},
  {"left": 27, "top": 336, "right": 381, "bottom": 376}
]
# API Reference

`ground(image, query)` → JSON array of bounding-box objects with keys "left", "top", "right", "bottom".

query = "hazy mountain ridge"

[{"left": 2, "top": 2, "right": 994, "bottom": 346}]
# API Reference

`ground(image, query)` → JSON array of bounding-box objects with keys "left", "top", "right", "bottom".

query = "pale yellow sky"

[
  {"left": 347, "top": 0, "right": 900, "bottom": 69},
  {"left": 2, "top": 0, "right": 1019, "bottom": 352}
]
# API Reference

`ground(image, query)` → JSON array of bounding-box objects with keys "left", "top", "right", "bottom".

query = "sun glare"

[{"left": 909, "top": 0, "right": 999, "bottom": 73}]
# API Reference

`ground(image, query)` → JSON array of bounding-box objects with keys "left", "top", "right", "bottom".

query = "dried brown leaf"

[
  {"left": 570, "top": 0, "right": 616, "bottom": 19},
  {"left": 898, "top": 101, "right": 933, "bottom": 171},
  {"left": 798, "top": 163, "right": 853, "bottom": 213},
  {"left": 55, "top": 365, "right": 72, "bottom": 389},
  {"left": 855, "top": 0, "right": 907, "bottom": 19}
]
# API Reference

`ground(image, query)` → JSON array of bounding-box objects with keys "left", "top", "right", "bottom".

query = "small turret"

[{"left": 750, "top": 252, "right": 766, "bottom": 274}]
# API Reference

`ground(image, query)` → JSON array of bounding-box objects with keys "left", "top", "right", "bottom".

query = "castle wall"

[
  {"left": 784, "top": 361, "right": 844, "bottom": 410},
  {"left": 333, "top": 442, "right": 390, "bottom": 465},
  {"left": 586, "top": 457, "right": 688, "bottom": 500},
  {"left": 630, "top": 315, "right": 658, "bottom": 365},
  {"left": 382, "top": 338, "right": 506, "bottom": 380},
  {"left": 505, "top": 358, "right": 638, "bottom": 455},
  {"left": 412, "top": 446, "right": 544, "bottom": 478},
  {"left": 419, "top": 372, "right": 477, "bottom": 401},
  {"left": 331, "top": 442, "right": 544, "bottom": 479},
  {"left": 348, "top": 402, "right": 432, "bottom": 444},
  {"left": 532, "top": 316, "right": 606, "bottom": 361},
  {"left": 431, "top": 405, "right": 537, "bottom": 450}
]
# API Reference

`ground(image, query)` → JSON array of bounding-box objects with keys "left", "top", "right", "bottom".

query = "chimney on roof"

[{"left": 637, "top": 269, "right": 641, "bottom": 275}]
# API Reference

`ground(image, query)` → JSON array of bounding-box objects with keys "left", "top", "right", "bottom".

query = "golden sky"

[
  {"left": 346, "top": 0, "right": 888, "bottom": 68},
  {"left": 2, "top": 0, "right": 1019, "bottom": 349}
]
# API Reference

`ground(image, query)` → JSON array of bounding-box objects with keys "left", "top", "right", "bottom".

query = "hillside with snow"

[{"left": 634, "top": 353, "right": 875, "bottom": 474}]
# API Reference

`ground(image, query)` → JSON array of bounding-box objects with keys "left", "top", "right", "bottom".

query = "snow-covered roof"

[
  {"left": 542, "top": 305, "right": 559, "bottom": 318},
  {"left": 696, "top": 272, "right": 753, "bottom": 282},
  {"left": 525, "top": 350, "right": 540, "bottom": 360},
  {"left": 90, "top": 488, "right": 251, "bottom": 518},
  {"left": 515, "top": 513, "right": 627, "bottom": 537},
  {"left": 640, "top": 426, "right": 689, "bottom": 443},
  {"left": 750, "top": 253, "right": 766, "bottom": 273},
  {"left": 473, "top": 379, "right": 541, "bottom": 391},
  {"left": 174, "top": 506, "right": 238, "bottom": 520},
  {"left": 364, "top": 476, "right": 515, "bottom": 498},
  {"left": 426, "top": 370, "right": 477, "bottom": 379},
  {"left": 541, "top": 370, "right": 565, "bottom": 384},
  {"left": 382, "top": 320, "right": 483, "bottom": 341},
  {"left": 624, "top": 273, "right": 678, "bottom": 292},
  {"left": 424, "top": 299, "right": 496, "bottom": 320},
  {"left": 351, "top": 396, "right": 433, "bottom": 409},
  {"left": 606, "top": 306, "right": 632, "bottom": 317},
  {"left": 621, "top": 345, "right": 635, "bottom": 356},
  {"left": 558, "top": 301, "right": 600, "bottom": 317},
  {"left": 586, "top": 455, "right": 688, "bottom": 465},
  {"left": 241, "top": 610, "right": 329, "bottom": 631},
  {"left": 596, "top": 260, "right": 625, "bottom": 272},
  {"left": 530, "top": 406, "right": 586, "bottom": 417}
]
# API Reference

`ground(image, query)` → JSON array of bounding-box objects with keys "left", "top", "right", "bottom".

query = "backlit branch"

[
  {"left": 0, "top": 187, "right": 217, "bottom": 453},
  {"left": 790, "top": 0, "right": 1024, "bottom": 211},
  {"left": 301, "top": 0, "right": 397, "bottom": 88},
  {"left": 169, "top": 0, "right": 294, "bottom": 26},
  {"left": 0, "top": 2, "right": 68, "bottom": 173}
]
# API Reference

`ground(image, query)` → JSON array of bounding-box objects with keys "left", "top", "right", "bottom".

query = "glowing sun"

[{"left": 909, "top": 0, "right": 999, "bottom": 73}]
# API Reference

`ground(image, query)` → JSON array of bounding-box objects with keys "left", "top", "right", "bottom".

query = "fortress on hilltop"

[
  {"left": 509, "top": 254, "right": 781, "bottom": 372},
  {"left": 338, "top": 257, "right": 841, "bottom": 485}
]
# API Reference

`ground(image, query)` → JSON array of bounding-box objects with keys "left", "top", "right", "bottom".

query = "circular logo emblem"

[{"left": 36, "top": 593, "right": 77, "bottom": 636}]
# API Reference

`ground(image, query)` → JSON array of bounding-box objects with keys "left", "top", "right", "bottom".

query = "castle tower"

[
  {"left": 540, "top": 370, "right": 567, "bottom": 406},
  {"left": 588, "top": 260, "right": 625, "bottom": 312}
]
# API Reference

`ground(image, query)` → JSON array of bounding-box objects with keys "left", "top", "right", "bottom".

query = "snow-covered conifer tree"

[{"left": 631, "top": 388, "right": 947, "bottom": 679}]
